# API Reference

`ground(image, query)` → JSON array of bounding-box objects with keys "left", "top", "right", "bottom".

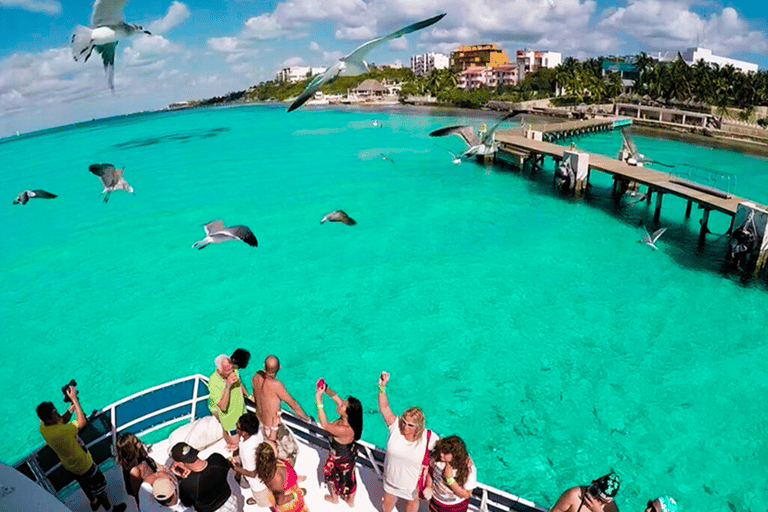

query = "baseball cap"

[{"left": 170, "top": 442, "right": 199, "bottom": 463}]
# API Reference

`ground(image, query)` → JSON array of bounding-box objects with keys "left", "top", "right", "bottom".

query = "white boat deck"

[{"left": 62, "top": 431, "right": 401, "bottom": 512}]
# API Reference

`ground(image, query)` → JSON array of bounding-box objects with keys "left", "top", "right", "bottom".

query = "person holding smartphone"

[{"left": 208, "top": 354, "right": 247, "bottom": 452}]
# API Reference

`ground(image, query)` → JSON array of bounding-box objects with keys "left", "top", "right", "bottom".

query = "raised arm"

[
  {"left": 66, "top": 386, "right": 88, "bottom": 430},
  {"left": 315, "top": 383, "right": 352, "bottom": 438},
  {"left": 377, "top": 372, "right": 397, "bottom": 426}
]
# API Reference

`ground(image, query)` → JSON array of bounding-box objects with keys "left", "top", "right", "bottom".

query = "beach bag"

[{"left": 416, "top": 429, "right": 432, "bottom": 500}]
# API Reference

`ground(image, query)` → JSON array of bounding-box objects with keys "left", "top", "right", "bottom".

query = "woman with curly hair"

[
  {"left": 427, "top": 435, "right": 477, "bottom": 512},
  {"left": 255, "top": 441, "right": 307, "bottom": 512},
  {"left": 115, "top": 432, "right": 157, "bottom": 508},
  {"left": 315, "top": 379, "right": 363, "bottom": 505}
]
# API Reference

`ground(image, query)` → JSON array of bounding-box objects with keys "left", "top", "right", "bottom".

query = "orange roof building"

[{"left": 450, "top": 44, "right": 509, "bottom": 71}]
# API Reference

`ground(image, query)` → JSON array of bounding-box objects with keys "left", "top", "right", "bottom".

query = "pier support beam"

[
  {"left": 646, "top": 187, "right": 653, "bottom": 206},
  {"left": 685, "top": 200, "right": 693, "bottom": 218},
  {"left": 563, "top": 150, "right": 590, "bottom": 198},
  {"left": 699, "top": 208, "right": 710, "bottom": 245},
  {"left": 727, "top": 202, "right": 768, "bottom": 275},
  {"left": 528, "top": 130, "right": 543, "bottom": 141},
  {"left": 654, "top": 192, "right": 663, "bottom": 223}
]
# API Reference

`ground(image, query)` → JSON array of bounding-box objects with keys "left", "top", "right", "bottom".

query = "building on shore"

[
  {"left": 451, "top": 44, "right": 509, "bottom": 71},
  {"left": 276, "top": 66, "right": 327, "bottom": 83},
  {"left": 458, "top": 63, "right": 518, "bottom": 89},
  {"left": 515, "top": 50, "right": 561, "bottom": 84},
  {"left": 410, "top": 52, "right": 449, "bottom": 76},
  {"left": 601, "top": 59, "right": 639, "bottom": 94},
  {"left": 651, "top": 47, "right": 758, "bottom": 73}
]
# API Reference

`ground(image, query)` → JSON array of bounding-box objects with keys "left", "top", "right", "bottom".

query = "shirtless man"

[
  {"left": 251, "top": 355, "right": 311, "bottom": 465},
  {"left": 550, "top": 473, "right": 620, "bottom": 512}
]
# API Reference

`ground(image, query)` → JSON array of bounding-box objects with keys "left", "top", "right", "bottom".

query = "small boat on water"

[{"left": 10, "top": 374, "right": 547, "bottom": 512}]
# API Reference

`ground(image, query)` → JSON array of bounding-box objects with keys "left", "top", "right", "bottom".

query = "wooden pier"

[
  {"left": 494, "top": 128, "right": 767, "bottom": 252},
  {"left": 522, "top": 118, "right": 618, "bottom": 141}
]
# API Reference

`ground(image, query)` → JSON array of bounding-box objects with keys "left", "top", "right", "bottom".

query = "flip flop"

[{"left": 247, "top": 498, "right": 257, "bottom": 506}]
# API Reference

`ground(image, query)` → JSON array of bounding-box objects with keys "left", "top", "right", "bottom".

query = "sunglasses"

[
  {"left": 400, "top": 419, "right": 417, "bottom": 428},
  {"left": 646, "top": 501, "right": 659, "bottom": 512}
]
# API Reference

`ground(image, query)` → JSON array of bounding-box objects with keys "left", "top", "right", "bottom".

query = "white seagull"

[
  {"left": 71, "top": 0, "right": 151, "bottom": 91},
  {"left": 639, "top": 224, "right": 667, "bottom": 250},
  {"left": 434, "top": 144, "right": 462, "bottom": 164},
  {"left": 13, "top": 189, "right": 57, "bottom": 205},
  {"left": 287, "top": 13, "right": 446, "bottom": 112},
  {"left": 429, "top": 110, "right": 523, "bottom": 158},
  {"left": 193, "top": 220, "right": 258, "bottom": 249},
  {"left": 89, "top": 163, "right": 134, "bottom": 203}
]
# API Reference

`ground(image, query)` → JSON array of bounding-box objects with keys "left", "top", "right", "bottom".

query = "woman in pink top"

[{"left": 377, "top": 372, "right": 438, "bottom": 512}]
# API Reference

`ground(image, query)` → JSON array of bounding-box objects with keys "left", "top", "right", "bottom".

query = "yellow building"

[{"left": 450, "top": 44, "right": 509, "bottom": 71}]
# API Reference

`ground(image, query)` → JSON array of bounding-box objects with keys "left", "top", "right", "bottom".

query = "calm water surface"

[{"left": 1, "top": 104, "right": 767, "bottom": 512}]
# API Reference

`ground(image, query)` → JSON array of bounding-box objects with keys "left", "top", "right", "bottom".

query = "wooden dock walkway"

[
  {"left": 522, "top": 118, "right": 617, "bottom": 141},
  {"left": 494, "top": 130, "right": 764, "bottom": 243}
]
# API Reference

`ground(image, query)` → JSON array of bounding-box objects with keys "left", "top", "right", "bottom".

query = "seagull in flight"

[
  {"left": 639, "top": 223, "right": 667, "bottom": 250},
  {"left": 287, "top": 13, "right": 446, "bottom": 112},
  {"left": 193, "top": 220, "right": 258, "bottom": 249},
  {"left": 434, "top": 144, "right": 462, "bottom": 164},
  {"left": 380, "top": 154, "right": 395, "bottom": 165},
  {"left": 429, "top": 110, "right": 523, "bottom": 158},
  {"left": 89, "top": 163, "right": 134, "bottom": 203},
  {"left": 13, "top": 189, "right": 57, "bottom": 205},
  {"left": 321, "top": 210, "right": 357, "bottom": 226},
  {"left": 71, "top": 0, "right": 151, "bottom": 91}
]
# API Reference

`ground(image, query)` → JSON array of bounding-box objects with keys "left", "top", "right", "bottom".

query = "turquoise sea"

[{"left": 1, "top": 104, "right": 767, "bottom": 512}]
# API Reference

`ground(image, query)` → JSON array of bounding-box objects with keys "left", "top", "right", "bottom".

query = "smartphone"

[{"left": 316, "top": 378, "right": 325, "bottom": 390}]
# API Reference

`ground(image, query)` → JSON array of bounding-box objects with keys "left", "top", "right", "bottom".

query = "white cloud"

[
  {"left": 389, "top": 37, "right": 409, "bottom": 51},
  {"left": 241, "top": 14, "right": 292, "bottom": 40},
  {"left": 599, "top": 1, "right": 768, "bottom": 55},
  {"left": 0, "top": 0, "right": 60, "bottom": 15},
  {"left": 147, "top": 1, "right": 191, "bottom": 35},
  {"left": 309, "top": 42, "right": 321, "bottom": 51},
  {"left": 208, "top": 37, "right": 246, "bottom": 54},
  {"left": 334, "top": 26, "right": 376, "bottom": 41},
  {"left": 282, "top": 56, "right": 306, "bottom": 66}
]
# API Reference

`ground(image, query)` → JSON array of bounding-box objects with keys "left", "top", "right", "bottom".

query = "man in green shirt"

[
  {"left": 37, "top": 384, "right": 126, "bottom": 512},
  {"left": 208, "top": 354, "right": 248, "bottom": 452}
]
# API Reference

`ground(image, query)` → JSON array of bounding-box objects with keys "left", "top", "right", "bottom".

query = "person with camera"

[
  {"left": 550, "top": 472, "right": 621, "bottom": 512},
  {"left": 36, "top": 382, "right": 127, "bottom": 512}
]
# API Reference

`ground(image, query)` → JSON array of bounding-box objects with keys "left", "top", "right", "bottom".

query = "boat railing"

[{"left": 14, "top": 375, "right": 548, "bottom": 512}]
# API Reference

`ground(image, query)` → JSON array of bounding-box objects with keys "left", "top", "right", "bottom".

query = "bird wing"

[
  {"left": 203, "top": 220, "right": 225, "bottom": 236},
  {"left": 89, "top": 163, "right": 116, "bottom": 176},
  {"left": 29, "top": 190, "right": 57, "bottom": 199},
  {"left": 342, "top": 13, "right": 446, "bottom": 67},
  {"left": 91, "top": 0, "right": 128, "bottom": 26},
  {"left": 640, "top": 223, "right": 651, "bottom": 244},
  {"left": 340, "top": 212, "right": 357, "bottom": 225},
  {"left": 620, "top": 126, "right": 641, "bottom": 161},
  {"left": 227, "top": 225, "right": 258, "bottom": 247},
  {"left": 429, "top": 125, "right": 479, "bottom": 147},
  {"left": 482, "top": 110, "right": 524, "bottom": 144},
  {"left": 14, "top": 191, "right": 29, "bottom": 204},
  {"left": 287, "top": 63, "right": 341, "bottom": 112},
  {"left": 96, "top": 42, "right": 118, "bottom": 92},
  {"left": 650, "top": 227, "right": 667, "bottom": 243}
]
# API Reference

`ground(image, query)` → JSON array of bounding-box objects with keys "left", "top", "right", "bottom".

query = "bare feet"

[
  {"left": 298, "top": 475, "right": 307, "bottom": 483},
  {"left": 325, "top": 495, "right": 339, "bottom": 504},
  {"left": 343, "top": 497, "right": 356, "bottom": 508}
]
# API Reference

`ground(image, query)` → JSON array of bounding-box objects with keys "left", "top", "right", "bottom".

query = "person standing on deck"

[
  {"left": 251, "top": 355, "right": 311, "bottom": 466},
  {"left": 550, "top": 472, "right": 621, "bottom": 512},
  {"left": 208, "top": 354, "right": 247, "bottom": 452},
  {"left": 36, "top": 385, "right": 127, "bottom": 512}
]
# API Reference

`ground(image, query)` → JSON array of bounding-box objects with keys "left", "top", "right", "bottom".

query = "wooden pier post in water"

[
  {"left": 563, "top": 150, "right": 590, "bottom": 198},
  {"left": 729, "top": 203, "right": 768, "bottom": 275}
]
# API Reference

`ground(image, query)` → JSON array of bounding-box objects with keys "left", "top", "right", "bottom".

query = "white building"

[
  {"left": 276, "top": 66, "right": 327, "bottom": 83},
  {"left": 409, "top": 52, "right": 450, "bottom": 77},
  {"left": 515, "top": 50, "right": 562, "bottom": 84},
  {"left": 679, "top": 47, "right": 758, "bottom": 73}
]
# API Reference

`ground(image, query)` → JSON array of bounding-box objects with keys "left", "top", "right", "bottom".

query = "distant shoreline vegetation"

[{"left": 175, "top": 53, "right": 768, "bottom": 128}]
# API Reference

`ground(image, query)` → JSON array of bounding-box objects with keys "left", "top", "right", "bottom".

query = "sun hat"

[
  {"left": 170, "top": 442, "right": 199, "bottom": 463},
  {"left": 152, "top": 478, "right": 175, "bottom": 501}
]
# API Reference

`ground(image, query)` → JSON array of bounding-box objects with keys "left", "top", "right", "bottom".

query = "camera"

[{"left": 62, "top": 379, "right": 77, "bottom": 403}]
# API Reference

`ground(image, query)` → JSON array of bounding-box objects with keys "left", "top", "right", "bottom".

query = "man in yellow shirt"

[
  {"left": 208, "top": 354, "right": 248, "bottom": 452},
  {"left": 37, "top": 384, "right": 126, "bottom": 512}
]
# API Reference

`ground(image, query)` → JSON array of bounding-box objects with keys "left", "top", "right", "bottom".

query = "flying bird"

[
  {"left": 320, "top": 210, "right": 357, "bottom": 226},
  {"left": 71, "top": 0, "right": 151, "bottom": 91},
  {"left": 13, "top": 189, "right": 57, "bottom": 205},
  {"left": 380, "top": 154, "right": 395, "bottom": 165},
  {"left": 429, "top": 110, "right": 523, "bottom": 158},
  {"left": 434, "top": 144, "right": 462, "bottom": 164},
  {"left": 193, "top": 220, "right": 258, "bottom": 249},
  {"left": 618, "top": 126, "right": 674, "bottom": 168},
  {"left": 89, "top": 163, "right": 134, "bottom": 202},
  {"left": 639, "top": 223, "right": 667, "bottom": 250},
  {"left": 287, "top": 13, "right": 446, "bottom": 112}
]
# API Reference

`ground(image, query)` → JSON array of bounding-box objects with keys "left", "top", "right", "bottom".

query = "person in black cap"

[
  {"left": 170, "top": 442, "right": 237, "bottom": 512},
  {"left": 550, "top": 472, "right": 620, "bottom": 512}
]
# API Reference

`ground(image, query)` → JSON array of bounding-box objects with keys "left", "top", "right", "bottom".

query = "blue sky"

[{"left": 1, "top": 0, "right": 766, "bottom": 136}]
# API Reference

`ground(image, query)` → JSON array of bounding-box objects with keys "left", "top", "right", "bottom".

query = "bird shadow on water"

[
  {"left": 491, "top": 160, "right": 768, "bottom": 290},
  {"left": 110, "top": 127, "right": 230, "bottom": 149}
]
